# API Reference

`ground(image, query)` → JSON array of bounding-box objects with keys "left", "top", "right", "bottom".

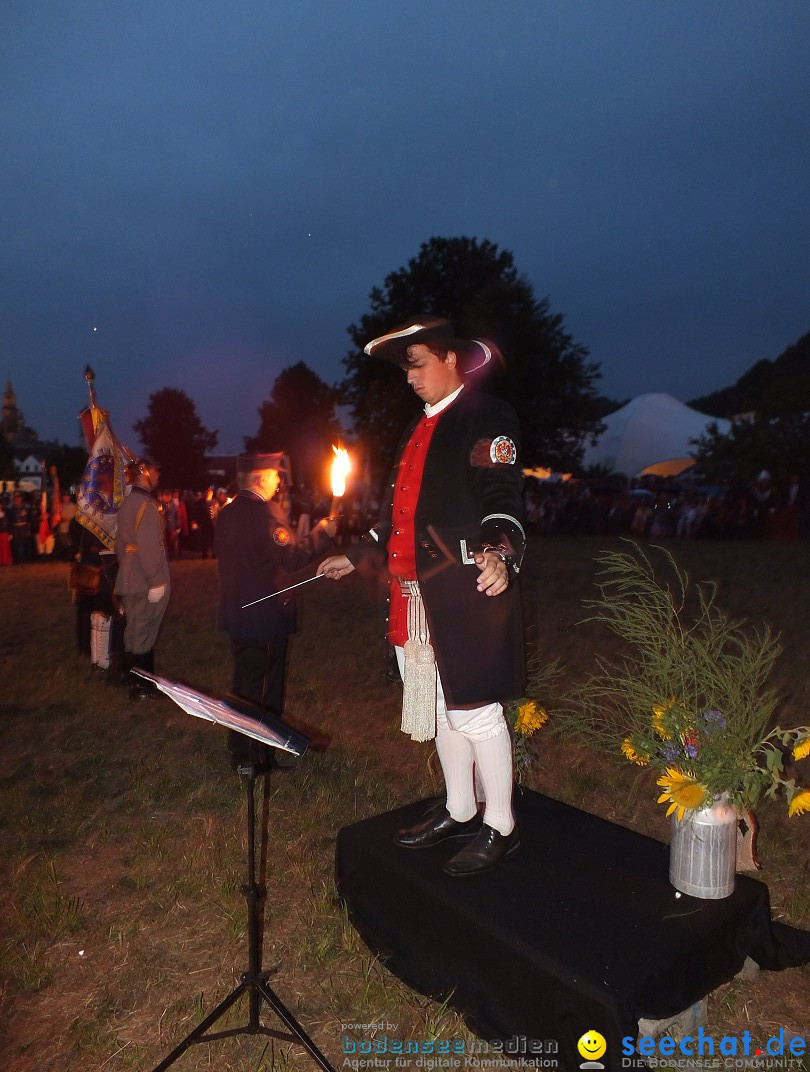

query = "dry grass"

[{"left": 1, "top": 538, "right": 809, "bottom": 1069}]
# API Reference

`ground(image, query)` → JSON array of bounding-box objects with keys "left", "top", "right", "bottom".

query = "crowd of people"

[
  {"left": 1, "top": 467, "right": 806, "bottom": 572},
  {"left": 522, "top": 469, "right": 807, "bottom": 542},
  {"left": 0, "top": 488, "right": 56, "bottom": 563},
  {"left": 2, "top": 463, "right": 806, "bottom": 575}
]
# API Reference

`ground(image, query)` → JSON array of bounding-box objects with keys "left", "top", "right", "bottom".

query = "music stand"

[{"left": 132, "top": 670, "right": 336, "bottom": 1072}]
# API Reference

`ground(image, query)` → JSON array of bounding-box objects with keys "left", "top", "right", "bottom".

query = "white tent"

[{"left": 581, "top": 393, "right": 730, "bottom": 478}]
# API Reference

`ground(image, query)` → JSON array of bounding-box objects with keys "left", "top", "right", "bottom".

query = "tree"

[
  {"left": 0, "top": 431, "right": 15, "bottom": 482},
  {"left": 692, "top": 414, "right": 810, "bottom": 491},
  {"left": 134, "top": 388, "right": 218, "bottom": 490},
  {"left": 245, "top": 362, "right": 341, "bottom": 492},
  {"left": 42, "top": 441, "right": 88, "bottom": 490},
  {"left": 683, "top": 331, "right": 810, "bottom": 494},
  {"left": 690, "top": 332, "right": 810, "bottom": 419},
  {"left": 342, "top": 236, "right": 603, "bottom": 471}
]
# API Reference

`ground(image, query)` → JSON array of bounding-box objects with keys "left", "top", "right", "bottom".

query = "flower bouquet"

[
  {"left": 508, "top": 698, "right": 549, "bottom": 781},
  {"left": 569, "top": 543, "right": 810, "bottom": 835},
  {"left": 506, "top": 654, "right": 560, "bottom": 783}
]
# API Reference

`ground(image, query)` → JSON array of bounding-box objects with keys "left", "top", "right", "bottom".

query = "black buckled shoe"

[
  {"left": 443, "top": 823, "right": 520, "bottom": 877},
  {"left": 394, "top": 808, "right": 482, "bottom": 849}
]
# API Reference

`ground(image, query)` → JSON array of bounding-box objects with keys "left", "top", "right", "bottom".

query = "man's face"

[
  {"left": 403, "top": 344, "right": 461, "bottom": 406},
  {"left": 257, "top": 468, "right": 280, "bottom": 500}
]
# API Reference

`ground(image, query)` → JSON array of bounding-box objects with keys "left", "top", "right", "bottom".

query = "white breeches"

[{"left": 395, "top": 646, "right": 515, "bottom": 835}]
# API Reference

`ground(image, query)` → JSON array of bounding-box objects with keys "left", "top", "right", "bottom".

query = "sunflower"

[
  {"left": 621, "top": 738, "right": 650, "bottom": 766},
  {"left": 793, "top": 737, "right": 810, "bottom": 762},
  {"left": 651, "top": 698, "right": 676, "bottom": 740},
  {"left": 514, "top": 700, "right": 549, "bottom": 736},
  {"left": 656, "top": 767, "right": 711, "bottom": 821},
  {"left": 788, "top": 788, "right": 810, "bottom": 817}
]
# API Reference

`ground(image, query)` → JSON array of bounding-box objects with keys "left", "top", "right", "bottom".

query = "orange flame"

[{"left": 330, "top": 446, "right": 351, "bottom": 498}]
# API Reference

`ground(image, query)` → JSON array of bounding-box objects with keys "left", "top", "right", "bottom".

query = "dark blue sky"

[{"left": 2, "top": 1, "right": 808, "bottom": 453}]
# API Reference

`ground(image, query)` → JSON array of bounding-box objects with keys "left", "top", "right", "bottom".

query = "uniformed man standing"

[
  {"left": 319, "top": 317, "right": 525, "bottom": 877},
  {"left": 115, "top": 458, "right": 170, "bottom": 699},
  {"left": 216, "top": 452, "right": 336, "bottom": 768}
]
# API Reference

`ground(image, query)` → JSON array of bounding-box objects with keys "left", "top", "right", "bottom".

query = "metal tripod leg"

[{"left": 151, "top": 765, "right": 336, "bottom": 1072}]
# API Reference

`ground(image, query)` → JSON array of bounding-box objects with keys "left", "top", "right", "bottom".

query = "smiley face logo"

[{"left": 577, "top": 1030, "right": 607, "bottom": 1064}]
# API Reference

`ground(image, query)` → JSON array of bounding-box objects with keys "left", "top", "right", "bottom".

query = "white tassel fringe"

[{"left": 400, "top": 582, "right": 436, "bottom": 742}]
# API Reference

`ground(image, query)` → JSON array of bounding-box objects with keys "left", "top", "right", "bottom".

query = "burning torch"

[
  {"left": 329, "top": 445, "right": 351, "bottom": 518},
  {"left": 241, "top": 446, "right": 352, "bottom": 609}
]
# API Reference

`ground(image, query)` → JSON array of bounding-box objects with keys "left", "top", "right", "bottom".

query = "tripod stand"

[{"left": 152, "top": 763, "right": 336, "bottom": 1072}]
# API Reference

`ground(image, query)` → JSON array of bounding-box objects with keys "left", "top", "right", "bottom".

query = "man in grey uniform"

[{"left": 114, "top": 457, "right": 171, "bottom": 699}]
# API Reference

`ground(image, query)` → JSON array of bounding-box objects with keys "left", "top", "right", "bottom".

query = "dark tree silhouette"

[
  {"left": 692, "top": 413, "right": 810, "bottom": 491},
  {"left": 134, "top": 388, "right": 218, "bottom": 490},
  {"left": 690, "top": 332, "right": 810, "bottom": 420},
  {"left": 0, "top": 431, "right": 15, "bottom": 481},
  {"left": 43, "top": 441, "right": 88, "bottom": 489},
  {"left": 342, "top": 236, "right": 603, "bottom": 471},
  {"left": 246, "top": 362, "right": 342, "bottom": 492}
]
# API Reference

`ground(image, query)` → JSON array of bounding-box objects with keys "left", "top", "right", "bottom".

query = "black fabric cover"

[{"left": 335, "top": 790, "right": 810, "bottom": 1071}]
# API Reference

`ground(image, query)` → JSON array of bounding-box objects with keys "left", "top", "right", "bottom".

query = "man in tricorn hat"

[
  {"left": 318, "top": 316, "right": 525, "bottom": 876},
  {"left": 115, "top": 457, "right": 170, "bottom": 699},
  {"left": 216, "top": 452, "right": 336, "bottom": 769}
]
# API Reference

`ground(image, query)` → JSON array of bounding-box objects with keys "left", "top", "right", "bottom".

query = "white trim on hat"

[
  {"left": 364, "top": 320, "right": 446, "bottom": 356},
  {"left": 464, "top": 340, "right": 492, "bottom": 373}
]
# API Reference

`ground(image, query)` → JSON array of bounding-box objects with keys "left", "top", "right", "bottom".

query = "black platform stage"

[{"left": 336, "top": 790, "right": 810, "bottom": 1071}]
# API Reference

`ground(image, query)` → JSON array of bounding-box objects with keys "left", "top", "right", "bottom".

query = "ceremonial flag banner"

[
  {"left": 78, "top": 406, "right": 98, "bottom": 451},
  {"left": 76, "top": 411, "right": 129, "bottom": 550}
]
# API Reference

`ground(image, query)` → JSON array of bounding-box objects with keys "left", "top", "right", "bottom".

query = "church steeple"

[{"left": 2, "top": 381, "right": 27, "bottom": 441}]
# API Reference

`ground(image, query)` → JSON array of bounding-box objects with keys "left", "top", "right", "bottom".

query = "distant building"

[{"left": 2, "top": 381, "right": 46, "bottom": 489}]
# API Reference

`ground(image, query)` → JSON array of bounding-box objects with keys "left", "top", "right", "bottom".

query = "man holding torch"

[
  {"left": 216, "top": 452, "right": 337, "bottom": 770},
  {"left": 318, "top": 317, "right": 525, "bottom": 877}
]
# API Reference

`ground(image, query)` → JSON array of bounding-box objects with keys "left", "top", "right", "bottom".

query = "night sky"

[{"left": 2, "top": 1, "right": 808, "bottom": 454}]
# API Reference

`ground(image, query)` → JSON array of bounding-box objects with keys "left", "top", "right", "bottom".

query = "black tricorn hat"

[
  {"left": 363, "top": 316, "right": 497, "bottom": 373},
  {"left": 237, "top": 451, "right": 285, "bottom": 474}
]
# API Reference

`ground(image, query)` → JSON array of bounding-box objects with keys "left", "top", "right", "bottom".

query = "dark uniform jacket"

[
  {"left": 348, "top": 387, "right": 525, "bottom": 706},
  {"left": 216, "top": 491, "right": 333, "bottom": 644}
]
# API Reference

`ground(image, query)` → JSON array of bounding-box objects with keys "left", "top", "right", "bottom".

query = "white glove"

[{"left": 147, "top": 585, "right": 166, "bottom": 603}]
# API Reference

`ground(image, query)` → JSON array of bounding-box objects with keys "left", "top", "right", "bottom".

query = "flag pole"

[{"left": 84, "top": 365, "right": 98, "bottom": 409}]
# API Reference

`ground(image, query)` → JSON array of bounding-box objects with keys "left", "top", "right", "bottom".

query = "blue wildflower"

[{"left": 702, "top": 708, "right": 726, "bottom": 732}]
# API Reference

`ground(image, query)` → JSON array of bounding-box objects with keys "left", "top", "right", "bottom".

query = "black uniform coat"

[
  {"left": 216, "top": 491, "right": 333, "bottom": 644},
  {"left": 349, "top": 387, "right": 526, "bottom": 706}
]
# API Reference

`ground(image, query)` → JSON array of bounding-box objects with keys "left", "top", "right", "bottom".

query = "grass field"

[{"left": 1, "top": 537, "right": 809, "bottom": 1070}]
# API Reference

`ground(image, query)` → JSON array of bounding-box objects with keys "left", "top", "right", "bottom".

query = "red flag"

[{"left": 79, "top": 407, "right": 97, "bottom": 451}]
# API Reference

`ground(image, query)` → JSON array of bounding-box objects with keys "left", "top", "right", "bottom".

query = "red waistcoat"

[{"left": 387, "top": 410, "right": 442, "bottom": 644}]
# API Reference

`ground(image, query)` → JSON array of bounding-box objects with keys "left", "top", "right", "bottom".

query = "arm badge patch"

[
  {"left": 272, "top": 527, "right": 292, "bottom": 546},
  {"left": 490, "top": 436, "right": 517, "bottom": 465},
  {"left": 470, "top": 436, "right": 517, "bottom": 467}
]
